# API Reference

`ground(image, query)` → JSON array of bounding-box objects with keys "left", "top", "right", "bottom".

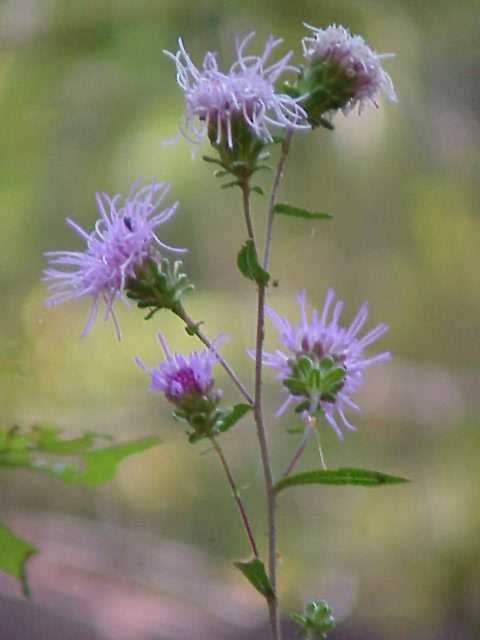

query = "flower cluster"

[
  {"left": 260, "top": 290, "right": 390, "bottom": 439},
  {"left": 164, "top": 33, "right": 309, "bottom": 148},
  {"left": 43, "top": 181, "right": 184, "bottom": 339},
  {"left": 301, "top": 23, "right": 397, "bottom": 116}
]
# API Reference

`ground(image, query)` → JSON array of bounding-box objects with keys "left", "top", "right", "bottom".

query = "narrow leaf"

[
  {"left": 274, "top": 203, "right": 333, "bottom": 220},
  {"left": 221, "top": 180, "right": 241, "bottom": 189},
  {"left": 0, "top": 523, "right": 37, "bottom": 597},
  {"left": 202, "top": 155, "right": 224, "bottom": 166},
  {"left": 215, "top": 404, "right": 252, "bottom": 435},
  {"left": 251, "top": 186, "right": 265, "bottom": 196},
  {"left": 234, "top": 558, "right": 273, "bottom": 597},
  {"left": 274, "top": 467, "right": 409, "bottom": 493},
  {"left": 236, "top": 240, "right": 270, "bottom": 286}
]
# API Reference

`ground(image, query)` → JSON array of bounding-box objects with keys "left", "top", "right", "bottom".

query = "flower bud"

[
  {"left": 291, "top": 600, "right": 336, "bottom": 639},
  {"left": 126, "top": 257, "right": 194, "bottom": 319},
  {"left": 291, "top": 24, "right": 396, "bottom": 128},
  {"left": 136, "top": 334, "right": 227, "bottom": 443}
]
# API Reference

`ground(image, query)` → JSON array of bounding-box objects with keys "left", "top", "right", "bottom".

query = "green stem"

[{"left": 240, "top": 181, "right": 256, "bottom": 243}]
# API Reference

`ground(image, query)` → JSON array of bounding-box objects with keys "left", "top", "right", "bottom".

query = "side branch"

[
  {"left": 210, "top": 436, "right": 259, "bottom": 558},
  {"left": 175, "top": 305, "right": 254, "bottom": 405},
  {"left": 263, "top": 127, "right": 294, "bottom": 269}
]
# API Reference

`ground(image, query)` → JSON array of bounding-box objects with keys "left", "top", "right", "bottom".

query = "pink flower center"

[{"left": 167, "top": 367, "right": 202, "bottom": 399}]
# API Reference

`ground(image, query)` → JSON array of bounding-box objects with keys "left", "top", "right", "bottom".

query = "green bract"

[
  {"left": 126, "top": 257, "right": 194, "bottom": 319},
  {"left": 291, "top": 600, "right": 336, "bottom": 639}
]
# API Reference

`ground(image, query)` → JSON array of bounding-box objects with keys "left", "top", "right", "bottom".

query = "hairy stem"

[
  {"left": 210, "top": 436, "right": 259, "bottom": 558},
  {"left": 174, "top": 304, "right": 254, "bottom": 405}
]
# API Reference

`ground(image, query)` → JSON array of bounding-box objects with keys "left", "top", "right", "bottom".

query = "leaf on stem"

[
  {"left": 0, "top": 424, "right": 160, "bottom": 487},
  {"left": 215, "top": 404, "right": 252, "bottom": 435},
  {"left": 234, "top": 558, "right": 274, "bottom": 597},
  {"left": 0, "top": 523, "right": 37, "bottom": 597},
  {"left": 237, "top": 240, "right": 270, "bottom": 286},
  {"left": 274, "top": 467, "right": 409, "bottom": 493},
  {"left": 274, "top": 203, "right": 333, "bottom": 220}
]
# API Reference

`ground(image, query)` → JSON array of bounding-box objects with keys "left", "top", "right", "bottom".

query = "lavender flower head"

[
  {"left": 261, "top": 290, "right": 390, "bottom": 439},
  {"left": 164, "top": 33, "right": 309, "bottom": 148},
  {"left": 136, "top": 333, "right": 221, "bottom": 403},
  {"left": 302, "top": 23, "right": 397, "bottom": 115},
  {"left": 43, "top": 181, "right": 184, "bottom": 339}
]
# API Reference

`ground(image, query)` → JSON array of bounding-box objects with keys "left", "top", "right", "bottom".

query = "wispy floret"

[
  {"left": 259, "top": 290, "right": 390, "bottom": 439},
  {"left": 136, "top": 333, "right": 221, "bottom": 402},
  {"left": 164, "top": 33, "right": 309, "bottom": 148},
  {"left": 43, "top": 181, "right": 184, "bottom": 339},
  {"left": 301, "top": 23, "right": 397, "bottom": 116},
  {"left": 136, "top": 334, "right": 227, "bottom": 443}
]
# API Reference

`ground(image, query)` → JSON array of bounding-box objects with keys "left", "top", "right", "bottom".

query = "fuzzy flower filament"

[
  {"left": 43, "top": 181, "right": 185, "bottom": 339},
  {"left": 164, "top": 32, "right": 309, "bottom": 151},
  {"left": 297, "top": 23, "right": 396, "bottom": 126},
  {"left": 136, "top": 334, "right": 226, "bottom": 442},
  {"left": 260, "top": 290, "right": 390, "bottom": 439}
]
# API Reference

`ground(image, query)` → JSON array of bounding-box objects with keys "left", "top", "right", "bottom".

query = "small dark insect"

[
  {"left": 272, "top": 279, "right": 279, "bottom": 288},
  {"left": 123, "top": 216, "right": 134, "bottom": 232}
]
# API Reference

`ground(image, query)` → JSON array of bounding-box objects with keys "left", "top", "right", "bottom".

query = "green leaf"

[
  {"left": 64, "top": 437, "right": 161, "bottom": 487},
  {"left": 0, "top": 523, "right": 37, "bottom": 597},
  {"left": 274, "top": 468, "right": 409, "bottom": 493},
  {"left": 251, "top": 185, "right": 264, "bottom": 196},
  {"left": 221, "top": 180, "right": 241, "bottom": 189},
  {"left": 234, "top": 558, "right": 273, "bottom": 597},
  {"left": 236, "top": 240, "right": 270, "bottom": 286},
  {"left": 215, "top": 404, "right": 252, "bottom": 435},
  {"left": 274, "top": 203, "right": 333, "bottom": 220},
  {"left": 0, "top": 425, "right": 160, "bottom": 487}
]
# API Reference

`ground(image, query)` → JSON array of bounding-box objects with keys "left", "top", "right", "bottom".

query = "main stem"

[
  {"left": 210, "top": 436, "right": 259, "bottom": 558},
  {"left": 251, "top": 128, "right": 294, "bottom": 640}
]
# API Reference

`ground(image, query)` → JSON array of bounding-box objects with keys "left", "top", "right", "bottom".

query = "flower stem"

[
  {"left": 240, "top": 181, "right": 256, "bottom": 243},
  {"left": 174, "top": 304, "right": 254, "bottom": 405},
  {"left": 313, "top": 427, "right": 328, "bottom": 470},
  {"left": 210, "top": 435, "right": 259, "bottom": 558},
  {"left": 263, "top": 128, "right": 294, "bottom": 269},
  {"left": 281, "top": 421, "right": 314, "bottom": 478}
]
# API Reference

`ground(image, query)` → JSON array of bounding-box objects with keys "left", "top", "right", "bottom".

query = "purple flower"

[
  {"left": 136, "top": 333, "right": 221, "bottom": 403},
  {"left": 260, "top": 290, "right": 390, "bottom": 439},
  {"left": 43, "top": 181, "right": 185, "bottom": 339},
  {"left": 164, "top": 33, "right": 309, "bottom": 147},
  {"left": 302, "top": 23, "right": 397, "bottom": 115}
]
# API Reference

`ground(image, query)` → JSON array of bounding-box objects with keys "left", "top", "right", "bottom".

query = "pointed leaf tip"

[
  {"left": 215, "top": 404, "right": 252, "bottom": 435},
  {"left": 0, "top": 524, "right": 37, "bottom": 597},
  {"left": 237, "top": 240, "right": 270, "bottom": 286},
  {"left": 234, "top": 558, "right": 273, "bottom": 597}
]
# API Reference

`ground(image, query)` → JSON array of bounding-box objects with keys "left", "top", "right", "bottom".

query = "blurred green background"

[{"left": 1, "top": 1, "right": 479, "bottom": 638}]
